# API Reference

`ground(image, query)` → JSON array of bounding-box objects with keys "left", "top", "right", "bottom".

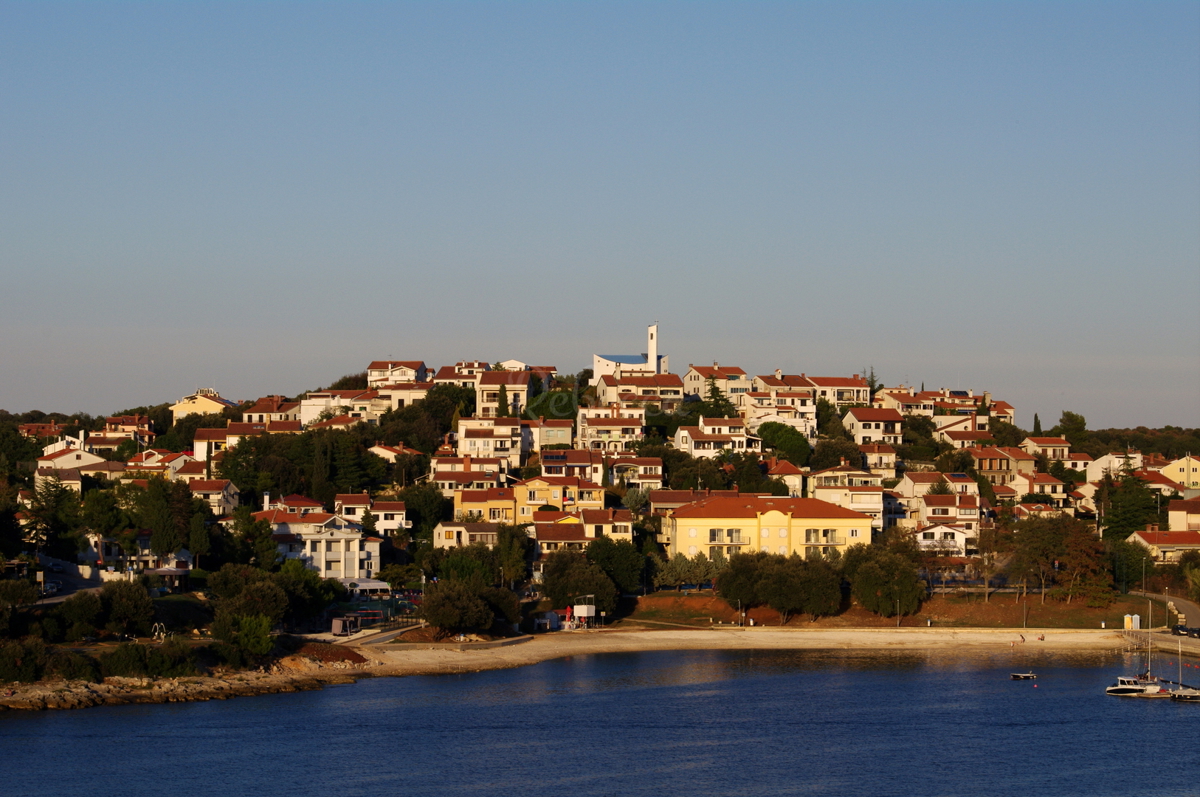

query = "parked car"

[
  {"left": 47, "top": 563, "right": 65, "bottom": 573},
  {"left": 1172, "top": 625, "right": 1189, "bottom": 636},
  {"left": 1189, "top": 628, "right": 1200, "bottom": 639}
]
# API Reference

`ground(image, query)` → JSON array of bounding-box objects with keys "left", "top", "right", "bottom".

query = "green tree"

[
  {"left": 1011, "top": 516, "right": 1066, "bottom": 604},
  {"left": 100, "top": 580, "right": 154, "bottom": 636},
  {"left": 622, "top": 488, "right": 649, "bottom": 515},
  {"left": 1032, "top": 414, "right": 1043, "bottom": 436},
  {"left": 926, "top": 476, "right": 953, "bottom": 496},
  {"left": 757, "top": 422, "right": 812, "bottom": 467},
  {"left": 495, "top": 524, "right": 533, "bottom": 588},
  {"left": 1100, "top": 466, "right": 1157, "bottom": 540},
  {"left": 229, "top": 507, "right": 280, "bottom": 569},
  {"left": 396, "top": 483, "right": 449, "bottom": 543},
  {"left": 542, "top": 550, "right": 618, "bottom": 614},
  {"left": 757, "top": 555, "right": 806, "bottom": 624},
  {"left": 700, "top": 377, "right": 738, "bottom": 419},
  {"left": 715, "top": 551, "right": 769, "bottom": 611},
  {"left": 1052, "top": 411, "right": 1089, "bottom": 449},
  {"left": 212, "top": 613, "right": 275, "bottom": 656},
  {"left": 586, "top": 536, "right": 644, "bottom": 594},
  {"left": 26, "top": 475, "right": 82, "bottom": 556},
  {"left": 188, "top": 513, "right": 211, "bottom": 569},
  {"left": 420, "top": 580, "right": 494, "bottom": 639},
  {"left": 496, "top": 384, "right": 510, "bottom": 417},
  {"left": 851, "top": 552, "right": 923, "bottom": 617},
  {"left": 808, "top": 437, "right": 863, "bottom": 471},
  {"left": 795, "top": 556, "right": 843, "bottom": 620},
  {"left": 1060, "top": 521, "right": 1111, "bottom": 606},
  {"left": 0, "top": 579, "right": 39, "bottom": 636},
  {"left": 816, "top": 399, "right": 847, "bottom": 439}
]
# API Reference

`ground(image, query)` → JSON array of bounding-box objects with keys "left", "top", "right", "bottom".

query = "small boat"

[
  {"left": 1106, "top": 676, "right": 1170, "bottom": 697},
  {"left": 1010, "top": 672, "right": 1037, "bottom": 680},
  {"left": 1170, "top": 687, "right": 1200, "bottom": 702},
  {"left": 1168, "top": 640, "right": 1200, "bottom": 701}
]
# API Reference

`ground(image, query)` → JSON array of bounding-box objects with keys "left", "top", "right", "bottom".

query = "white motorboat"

[{"left": 1106, "top": 676, "right": 1170, "bottom": 697}]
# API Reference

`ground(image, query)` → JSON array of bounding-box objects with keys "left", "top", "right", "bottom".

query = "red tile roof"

[{"left": 671, "top": 496, "right": 871, "bottom": 520}]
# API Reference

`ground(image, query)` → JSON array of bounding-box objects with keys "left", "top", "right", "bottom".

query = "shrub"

[
  {"left": 0, "top": 638, "right": 46, "bottom": 683},
  {"left": 45, "top": 649, "right": 101, "bottom": 682},
  {"left": 101, "top": 581, "right": 154, "bottom": 637},
  {"left": 99, "top": 641, "right": 197, "bottom": 678}
]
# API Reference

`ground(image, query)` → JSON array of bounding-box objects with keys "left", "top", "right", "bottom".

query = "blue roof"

[{"left": 597, "top": 354, "right": 648, "bottom": 364}]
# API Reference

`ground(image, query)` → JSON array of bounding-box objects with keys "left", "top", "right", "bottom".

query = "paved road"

[
  {"left": 1132, "top": 590, "right": 1200, "bottom": 628},
  {"left": 34, "top": 555, "right": 101, "bottom": 606}
]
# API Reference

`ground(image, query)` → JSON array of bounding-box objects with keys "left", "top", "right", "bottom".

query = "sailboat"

[
  {"left": 1170, "top": 639, "right": 1200, "bottom": 702},
  {"left": 1107, "top": 604, "right": 1170, "bottom": 698}
]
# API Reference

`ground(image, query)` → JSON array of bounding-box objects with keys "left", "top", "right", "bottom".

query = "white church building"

[{"left": 593, "top": 324, "right": 669, "bottom": 380}]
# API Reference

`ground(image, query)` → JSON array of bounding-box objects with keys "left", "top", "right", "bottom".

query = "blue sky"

[{"left": 1, "top": 2, "right": 1197, "bottom": 429}]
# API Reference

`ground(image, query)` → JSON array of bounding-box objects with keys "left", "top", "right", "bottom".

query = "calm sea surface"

[{"left": 1, "top": 648, "right": 1196, "bottom": 797}]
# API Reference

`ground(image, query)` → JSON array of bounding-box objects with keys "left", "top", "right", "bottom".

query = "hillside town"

[{"left": 5, "top": 324, "right": 1198, "bottom": 598}]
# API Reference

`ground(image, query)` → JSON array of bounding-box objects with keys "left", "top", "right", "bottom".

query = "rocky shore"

[{"left": 0, "top": 655, "right": 369, "bottom": 712}]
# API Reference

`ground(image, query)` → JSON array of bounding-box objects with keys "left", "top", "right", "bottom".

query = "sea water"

[{"left": 1, "top": 648, "right": 1195, "bottom": 797}]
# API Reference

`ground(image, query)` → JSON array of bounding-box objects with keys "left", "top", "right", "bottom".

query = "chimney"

[
  {"left": 775, "top": 369, "right": 782, "bottom": 379},
  {"left": 263, "top": 491, "right": 271, "bottom": 509},
  {"left": 713, "top": 361, "right": 719, "bottom": 368}
]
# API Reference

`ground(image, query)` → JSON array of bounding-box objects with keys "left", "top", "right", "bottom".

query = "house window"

[
  {"left": 345, "top": 508, "right": 357, "bottom": 515},
  {"left": 850, "top": 529, "right": 859, "bottom": 538},
  {"left": 922, "top": 532, "right": 935, "bottom": 540}
]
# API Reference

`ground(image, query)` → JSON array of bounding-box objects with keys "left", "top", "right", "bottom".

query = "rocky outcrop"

[{"left": 0, "top": 664, "right": 370, "bottom": 712}]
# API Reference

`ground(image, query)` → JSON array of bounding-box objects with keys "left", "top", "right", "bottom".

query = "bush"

[
  {"left": 101, "top": 580, "right": 154, "bottom": 637},
  {"left": 65, "top": 621, "right": 98, "bottom": 643},
  {"left": 0, "top": 638, "right": 46, "bottom": 683},
  {"left": 99, "top": 640, "right": 197, "bottom": 678},
  {"left": 45, "top": 649, "right": 101, "bottom": 682},
  {"left": 211, "top": 613, "right": 275, "bottom": 657},
  {"left": 57, "top": 592, "right": 102, "bottom": 628}
]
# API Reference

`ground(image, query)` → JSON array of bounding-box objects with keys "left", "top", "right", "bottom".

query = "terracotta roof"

[
  {"left": 368, "top": 360, "right": 425, "bottom": 371},
  {"left": 479, "top": 371, "right": 532, "bottom": 387},
  {"left": 844, "top": 407, "right": 903, "bottom": 422},
  {"left": 335, "top": 493, "right": 372, "bottom": 506},
  {"left": 600, "top": 374, "right": 685, "bottom": 388},
  {"left": 458, "top": 488, "right": 515, "bottom": 502},
  {"left": 579, "top": 509, "right": 633, "bottom": 524},
  {"left": 1024, "top": 437, "right": 1071, "bottom": 446},
  {"left": 671, "top": 496, "right": 871, "bottom": 520},
  {"left": 372, "top": 501, "right": 406, "bottom": 511},
  {"left": 689, "top": 365, "right": 747, "bottom": 379},
  {"left": 859, "top": 444, "right": 896, "bottom": 454},
  {"left": 188, "top": 480, "right": 233, "bottom": 492},
  {"left": 1144, "top": 527, "right": 1200, "bottom": 546},
  {"left": 280, "top": 494, "right": 324, "bottom": 507},
  {"left": 533, "top": 524, "right": 592, "bottom": 542}
]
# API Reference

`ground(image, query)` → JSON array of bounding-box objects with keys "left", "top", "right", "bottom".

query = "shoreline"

[{"left": 0, "top": 627, "right": 1129, "bottom": 712}]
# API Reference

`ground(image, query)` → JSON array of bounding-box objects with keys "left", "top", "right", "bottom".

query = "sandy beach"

[
  {"left": 360, "top": 626, "right": 1128, "bottom": 678},
  {"left": 0, "top": 627, "right": 1128, "bottom": 712}
]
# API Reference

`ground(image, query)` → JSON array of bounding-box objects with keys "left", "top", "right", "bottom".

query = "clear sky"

[{"left": 2, "top": 2, "right": 1197, "bottom": 429}]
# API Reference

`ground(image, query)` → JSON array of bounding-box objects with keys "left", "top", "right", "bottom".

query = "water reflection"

[{"left": 2, "top": 648, "right": 1198, "bottom": 797}]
